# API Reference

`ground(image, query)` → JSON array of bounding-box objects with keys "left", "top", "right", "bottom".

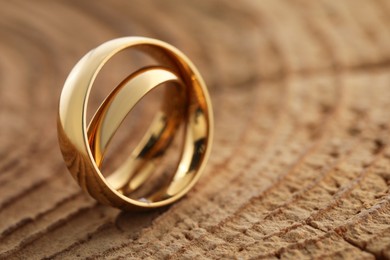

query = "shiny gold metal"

[{"left": 57, "top": 37, "right": 213, "bottom": 210}]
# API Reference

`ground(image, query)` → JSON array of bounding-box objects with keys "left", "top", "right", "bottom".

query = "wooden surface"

[{"left": 1, "top": 0, "right": 390, "bottom": 259}]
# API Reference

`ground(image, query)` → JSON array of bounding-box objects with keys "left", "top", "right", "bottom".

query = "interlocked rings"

[{"left": 57, "top": 37, "right": 213, "bottom": 210}]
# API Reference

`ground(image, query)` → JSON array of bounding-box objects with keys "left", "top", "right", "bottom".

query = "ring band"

[{"left": 57, "top": 37, "right": 213, "bottom": 210}]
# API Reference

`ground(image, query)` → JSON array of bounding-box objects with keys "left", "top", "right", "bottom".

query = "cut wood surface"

[{"left": 1, "top": 0, "right": 390, "bottom": 259}]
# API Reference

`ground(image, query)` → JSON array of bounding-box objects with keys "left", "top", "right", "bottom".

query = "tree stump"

[{"left": 1, "top": 0, "right": 390, "bottom": 259}]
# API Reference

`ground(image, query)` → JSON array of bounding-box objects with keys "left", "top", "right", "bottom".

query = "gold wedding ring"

[{"left": 57, "top": 37, "right": 213, "bottom": 210}]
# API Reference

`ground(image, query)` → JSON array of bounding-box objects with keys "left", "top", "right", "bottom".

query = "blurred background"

[{"left": 1, "top": 0, "right": 390, "bottom": 259}]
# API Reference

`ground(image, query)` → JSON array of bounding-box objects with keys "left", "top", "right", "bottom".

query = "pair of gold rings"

[{"left": 57, "top": 37, "right": 213, "bottom": 210}]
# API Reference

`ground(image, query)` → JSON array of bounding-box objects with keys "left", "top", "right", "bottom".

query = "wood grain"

[{"left": 1, "top": 0, "right": 390, "bottom": 259}]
